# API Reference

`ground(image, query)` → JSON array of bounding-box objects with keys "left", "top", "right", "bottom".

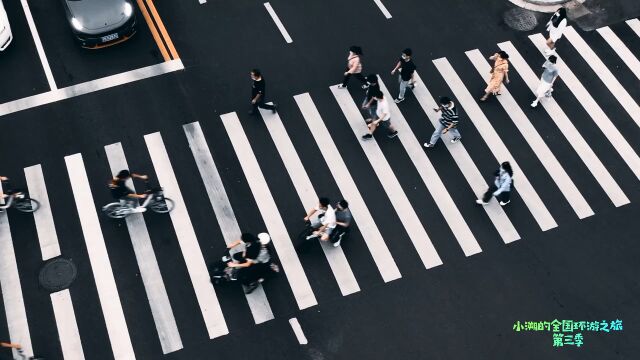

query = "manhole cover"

[
  {"left": 504, "top": 8, "right": 539, "bottom": 31},
  {"left": 39, "top": 258, "right": 77, "bottom": 292}
]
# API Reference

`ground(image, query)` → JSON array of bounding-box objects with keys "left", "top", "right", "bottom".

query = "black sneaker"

[
  {"left": 362, "top": 133, "right": 373, "bottom": 140},
  {"left": 387, "top": 131, "right": 398, "bottom": 139},
  {"left": 451, "top": 137, "right": 461, "bottom": 143},
  {"left": 244, "top": 282, "right": 259, "bottom": 294},
  {"left": 272, "top": 104, "right": 277, "bottom": 113}
]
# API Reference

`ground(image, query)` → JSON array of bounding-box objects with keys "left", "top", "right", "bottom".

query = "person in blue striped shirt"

[{"left": 424, "top": 96, "right": 461, "bottom": 148}]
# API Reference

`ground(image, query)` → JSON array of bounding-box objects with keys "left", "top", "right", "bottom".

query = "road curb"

[{"left": 508, "top": 0, "right": 585, "bottom": 13}]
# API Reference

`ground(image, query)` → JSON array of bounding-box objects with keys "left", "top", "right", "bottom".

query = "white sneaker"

[
  {"left": 423, "top": 142, "right": 434, "bottom": 148},
  {"left": 530, "top": 101, "right": 538, "bottom": 108},
  {"left": 476, "top": 199, "right": 488, "bottom": 205},
  {"left": 131, "top": 207, "right": 147, "bottom": 213},
  {"left": 499, "top": 200, "right": 511, "bottom": 206},
  {"left": 332, "top": 239, "right": 341, "bottom": 247},
  {"left": 305, "top": 234, "right": 317, "bottom": 240}
]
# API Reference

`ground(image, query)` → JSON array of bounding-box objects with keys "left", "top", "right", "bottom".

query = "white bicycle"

[{"left": 102, "top": 182, "right": 174, "bottom": 219}]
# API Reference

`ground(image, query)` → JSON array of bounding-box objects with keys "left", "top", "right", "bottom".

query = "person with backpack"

[
  {"left": 476, "top": 162, "right": 514, "bottom": 206},
  {"left": 545, "top": 8, "right": 568, "bottom": 56}
]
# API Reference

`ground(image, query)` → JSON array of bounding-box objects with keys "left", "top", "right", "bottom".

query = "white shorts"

[{"left": 535, "top": 80, "right": 553, "bottom": 98}]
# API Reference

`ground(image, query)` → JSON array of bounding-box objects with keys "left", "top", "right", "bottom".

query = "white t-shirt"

[
  {"left": 321, "top": 205, "right": 337, "bottom": 229},
  {"left": 376, "top": 98, "right": 391, "bottom": 121}
]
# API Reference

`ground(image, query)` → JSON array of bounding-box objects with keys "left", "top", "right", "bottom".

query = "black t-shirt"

[
  {"left": 110, "top": 179, "right": 133, "bottom": 199},
  {"left": 244, "top": 242, "right": 261, "bottom": 261},
  {"left": 399, "top": 59, "right": 416, "bottom": 81},
  {"left": 365, "top": 83, "right": 381, "bottom": 101},
  {"left": 252, "top": 78, "right": 266, "bottom": 99}
]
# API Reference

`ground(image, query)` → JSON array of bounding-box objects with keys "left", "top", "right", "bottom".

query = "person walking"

[
  {"left": 248, "top": 69, "right": 276, "bottom": 115},
  {"left": 361, "top": 74, "right": 380, "bottom": 120},
  {"left": 390, "top": 48, "right": 417, "bottom": 103},
  {"left": 545, "top": 8, "right": 568, "bottom": 56},
  {"left": 337, "top": 46, "right": 368, "bottom": 89},
  {"left": 530, "top": 55, "right": 559, "bottom": 108},
  {"left": 362, "top": 92, "right": 398, "bottom": 140},
  {"left": 479, "top": 51, "right": 510, "bottom": 102},
  {"left": 476, "top": 162, "right": 514, "bottom": 206},
  {"left": 423, "top": 96, "right": 460, "bottom": 148}
]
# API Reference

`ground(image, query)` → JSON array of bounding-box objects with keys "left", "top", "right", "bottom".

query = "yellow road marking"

[
  {"left": 145, "top": 0, "right": 180, "bottom": 60},
  {"left": 135, "top": 0, "right": 170, "bottom": 61}
]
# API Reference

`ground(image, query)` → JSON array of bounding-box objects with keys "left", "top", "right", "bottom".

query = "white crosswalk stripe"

[
  {"left": 24, "top": 164, "right": 85, "bottom": 360},
  {"left": 183, "top": 121, "right": 275, "bottom": 323},
  {"left": 64, "top": 153, "right": 136, "bottom": 360},
  {"left": 596, "top": 26, "right": 640, "bottom": 80},
  {"left": 465, "top": 50, "right": 594, "bottom": 219},
  {"left": 374, "top": 80, "right": 485, "bottom": 256},
  {"left": 104, "top": 143, "right": 183, "bottom": 354},
  {"left": 330, "top": 86, "right": 445, "bottom": 267},
  {"left": 433, "top": 57, "right": 558, "bottom": 231},
  {"left": 627, "top": 19, "right": 640, "bottom": 38},
  {"left": 562, "top": 26, "right": 640, "bottom": 128},
  {"left": 529, "top": 34, "right": 640, "bottom": 182},
  {"left": 144, "top": 132, "right": 230, "bottom": 339},
  {"left": 499, "top": 41, "right": 630, "bottom": 208},
  {"left": 0, "top": 183, "right": 33, "bottom": 359},
  {"left": 410, "top": 71, "right": 522, "bottom": 241},
  {"left": 294, "top": 93, "right": 403, "bottom": 281},
  {"left": 257, "top": 108, "right": 362, "bottom": 295},
  {"left": 221, "top": 113, "right": 318, "bottom": 310}
]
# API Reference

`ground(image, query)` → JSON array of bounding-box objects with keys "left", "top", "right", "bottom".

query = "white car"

[{"left": 0, "top": 0, "right": 12, "bottom": 51}]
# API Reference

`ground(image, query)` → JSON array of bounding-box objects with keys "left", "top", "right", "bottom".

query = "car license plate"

[{"left": 101, "top": 33, "right": 119, "bottom": 42}]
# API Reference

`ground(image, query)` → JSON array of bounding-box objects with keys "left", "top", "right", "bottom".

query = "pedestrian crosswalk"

[{"left": 1, "top": 20, "right": 639, "bottom": 359}]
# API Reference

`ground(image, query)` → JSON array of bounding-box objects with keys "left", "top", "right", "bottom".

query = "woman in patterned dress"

[{"left": 480, "top": 51, "right": 510, "bottom": 102}]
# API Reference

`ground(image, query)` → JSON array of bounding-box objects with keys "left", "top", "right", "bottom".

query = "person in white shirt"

[
  {"left": 304, "top": 197, "right": 337, "bottom": 241},
  {"left": 362, "top": 92, "right": 398, "bottom": 140},
  {"left": 545, "top": 8, "right": 568, "bottom": 55}
]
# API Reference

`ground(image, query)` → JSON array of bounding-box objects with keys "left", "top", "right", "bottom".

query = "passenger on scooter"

[{"left": 303, "top": 197, "right": 336, "bottom": 241}]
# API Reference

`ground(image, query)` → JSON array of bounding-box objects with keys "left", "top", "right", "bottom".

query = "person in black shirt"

[
  {"left": 361, "top": 74, "right": 380, "bottom": 120},
  {"left": 249, "top": 69, "right": 277, "bottom": 115},
  {"left": 108, "top": 170, "right": 149, "bottom": 213},
  {"left": 390, "top": 48, "right": 417, "bottom": 103}
]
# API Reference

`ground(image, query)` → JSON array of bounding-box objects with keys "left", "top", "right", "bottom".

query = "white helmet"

[{"left": 258, "top": 232, "right": 271, "bottom": 245}]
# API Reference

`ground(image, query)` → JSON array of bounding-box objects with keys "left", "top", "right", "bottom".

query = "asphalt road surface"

[{"left": 0, "top": 0, "right": 639, "bottom": 359}]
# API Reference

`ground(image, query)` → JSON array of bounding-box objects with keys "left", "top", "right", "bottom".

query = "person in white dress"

[{"left": 545, "top": 8, "right": 568, "bottom": 55}]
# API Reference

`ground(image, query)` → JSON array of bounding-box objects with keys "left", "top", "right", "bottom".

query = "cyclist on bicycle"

[
  {"left": 109, "top": 170, "right": 148, "bottom": 213},
  {"left": 303, "top": 197, "right": 336, "bottom": 241}
]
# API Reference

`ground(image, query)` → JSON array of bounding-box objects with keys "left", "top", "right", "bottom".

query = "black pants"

[
  {"left": 341, "top": 73, "right": 367, "bottom": 87},
  {"left": 251, "top": 100, "right": 275, "bottom": 114},
  {"left": 482, "top": 184, "right": 511, "bottom": 203},
  {"left": 329, "top": 225, "right": 349, "bottom": 244}
]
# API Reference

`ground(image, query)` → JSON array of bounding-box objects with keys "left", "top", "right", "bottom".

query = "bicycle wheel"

[
  {"left": 102, "top": 203, "right": 128, "bottom": 219},
  {"left": 14, "top": 198, "right": 40, "bottom": 213},
  {"left": 149, "top": 197, "right": 174, "bottom": 213}
]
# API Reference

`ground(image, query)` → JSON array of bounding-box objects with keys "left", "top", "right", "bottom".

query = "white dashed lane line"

[
  {"left": 289, "top": 318, "right": 308, "bottom": 345},
  {"left": 264, "top": 2, "right": 293, "bottom": 43},
  {"left": 373, "top": 0, "right": 392, "bottom": 19}
]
